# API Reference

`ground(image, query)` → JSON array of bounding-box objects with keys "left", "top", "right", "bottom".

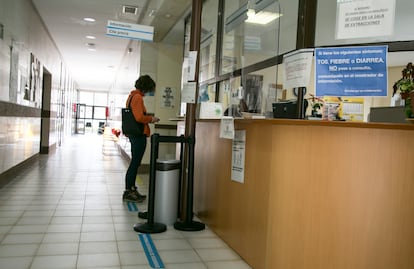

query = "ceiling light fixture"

[
  {"left": 83, "top": 17, "right": 96, "bottom": 22},
  {"left": 86, "top": 43, "right": 96, "bottom": 51},
  {"left": 86, "top": 35, "right": 96, "bottom": 39}
]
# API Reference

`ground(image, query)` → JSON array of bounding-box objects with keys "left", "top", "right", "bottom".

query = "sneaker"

[
  {"left": 131, "top": 186, "right": 147, "bottom": 199},
  {"left": 122, "top": 190, "right": 146, "bottom": 203}
]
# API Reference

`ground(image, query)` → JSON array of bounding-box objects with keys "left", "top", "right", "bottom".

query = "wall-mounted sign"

[
  {"left": 106, "top": 20, "right": 153, "bottom": 42},
  {"left": 161, "top": 87, "right": 175, "bottom": 108},
  {"left": 336, "top": 0, "right": 396, "bottom": 39},
  {"left": 315, "top": 45, "right": 388, "bottom": 97}
]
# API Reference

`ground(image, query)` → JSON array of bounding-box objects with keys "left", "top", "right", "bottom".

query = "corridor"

[{"left": 0, "top": 134, "right": 251, "bottom": 269}]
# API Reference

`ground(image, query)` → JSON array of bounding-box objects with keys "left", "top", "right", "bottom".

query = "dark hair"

[{"left": 135, "top": 75, "right": 156, "bottom": 93}]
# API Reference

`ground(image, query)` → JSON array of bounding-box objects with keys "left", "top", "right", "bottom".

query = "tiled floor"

[{"left": 0, "top": 134, "right": 252, "bottom": 269}]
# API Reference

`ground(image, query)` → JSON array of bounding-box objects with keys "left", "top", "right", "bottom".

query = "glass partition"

[
  {"left": 221, "top": 0, "right": 283, "bottom": 74},
  {"left": 220, "top": 0, "right": 297, "bottom": 75},
  {"left": 200, "top": 0, "right": 219, "bottom": 82}
]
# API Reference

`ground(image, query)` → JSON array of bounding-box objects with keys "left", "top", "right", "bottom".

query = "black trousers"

[{"left": 125, "top": 135, "right": 147, "bottom": 190}]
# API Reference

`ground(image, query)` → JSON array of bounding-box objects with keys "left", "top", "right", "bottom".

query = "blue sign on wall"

[{"left": 315, "top": 46, "right": 388, "bottom": 97}]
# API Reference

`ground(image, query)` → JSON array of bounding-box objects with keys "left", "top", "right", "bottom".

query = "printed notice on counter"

[
  {"left": 220, "top": 117, "right": 234, "bottom": 139},
  {"left": 315, "top": 46, "right": 388, "bottom": 97},
  {"left": 231, "top": 130, "right": 246, "bottom": 184},
  {"left": 336, "top": 0, "right": 396, "bottom": 39}
]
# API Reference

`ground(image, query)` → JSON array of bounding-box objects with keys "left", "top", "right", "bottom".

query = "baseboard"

[{"left": 0, "top": 154, "right": 39, "bottom": 189}]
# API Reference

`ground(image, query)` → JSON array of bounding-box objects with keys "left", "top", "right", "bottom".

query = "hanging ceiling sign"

[
  {"left": 315, "top": 45, "right": 388, "bottom": 97},
  {"left": 335, "top": 0, "right": 396, "bottom": 39},
  {"left": 106, "top": 20, "right": 153, "bottom": 42}
]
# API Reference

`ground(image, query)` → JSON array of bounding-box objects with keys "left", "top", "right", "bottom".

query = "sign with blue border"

[
  {"left": 107, "top": 20, "right": 153, "bottom": 42},
  {"left": 315, "top": 46, "right": 388, "bottom": 97}
]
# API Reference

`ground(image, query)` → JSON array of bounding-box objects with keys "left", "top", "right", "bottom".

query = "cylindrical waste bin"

[{"left": 154, "top": 159, "right": 181, "bottom": 225}]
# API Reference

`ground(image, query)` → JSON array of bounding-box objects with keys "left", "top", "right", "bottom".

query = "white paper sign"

[
  {"left": 219, "top": 117, "right": 235, "bottom": 139},
  {"left": 283, "top": 49, "right": 314, "bottom": 89},
  {"left": 107, "top": 20, "right": 154, "bottom": 41},
  {"left": 231, "top": 130, "right": 246, "bottom": 183},
  {"left": 199, "top": 102, "right": 223, "bottom": 119},
  {"left": 188, "top": 51, "right": 198, "bottom": 81},
  {"left": 336, "top": 0, "right": 396, "bottom": 39},
  {"left": 181, "top": 82, "right": 196, "bottom": 104}
]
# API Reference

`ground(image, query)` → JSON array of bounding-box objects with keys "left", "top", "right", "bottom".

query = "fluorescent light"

[
  {"left": 83, "top": 17, "right": 95, "bottom": 22},
  {"left": 245, "top": 9, "right": 282, "bottom": 25},
  {"left": 86, "top": 35, "right": 96, "bottom": 39}
]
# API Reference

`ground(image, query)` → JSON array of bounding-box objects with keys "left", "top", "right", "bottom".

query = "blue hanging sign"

[
  {"left": 107, "top": 20, "right": 154, "bottom": 42},
  {"left": 315, "top": 46, "right": 388, "bottom": 97}
]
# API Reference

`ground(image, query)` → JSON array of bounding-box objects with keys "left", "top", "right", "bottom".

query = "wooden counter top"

[{"left": 198, "top": 118, "right": 414, "bottom": 130}]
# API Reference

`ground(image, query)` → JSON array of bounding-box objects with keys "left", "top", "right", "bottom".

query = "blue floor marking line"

[
  {"left": 138, "top": 233, "right": 165, "bottom": 268},
  {"left": 127, "top": 202, "right": 138, "bottom": 211}
]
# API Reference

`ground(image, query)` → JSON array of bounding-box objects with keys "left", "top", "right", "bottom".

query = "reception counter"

[{"left": 192, "top": 119, "right": 414, "bottom": 269}]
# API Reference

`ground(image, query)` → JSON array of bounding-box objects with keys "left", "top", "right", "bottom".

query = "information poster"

[
  {"left": 231, "top": 130, "right": 246, "bottom": 184},
  {"left": 161, "top": 87, "right": 175, "bottom": 108},
  {"left": 283, "top": 49, "right": 314, "bottom": 89},
  {"left": 322, "top": 96, "right": 364, "bottom": 122},
  {"left": 336, "top": 0, "right": 396, "bottom": 39},
  {"left": 315, "top": 46, "right": 388, "bottom": 97}
]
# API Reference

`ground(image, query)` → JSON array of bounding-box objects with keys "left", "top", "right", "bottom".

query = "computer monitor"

[{"left": 272, "top": 101, "right": 297, "bottom": 119}]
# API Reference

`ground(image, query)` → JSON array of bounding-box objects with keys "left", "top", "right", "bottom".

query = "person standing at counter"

[{"left": 123, "top": 75, "right": 160, "bottom": 203}]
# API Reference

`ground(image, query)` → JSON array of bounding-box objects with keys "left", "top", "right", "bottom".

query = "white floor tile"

[
  {"left": 46, "top": 224, "right": 82, "bottom": 233},
  {"left": 119, "top": 252, "right": 148, "bottom": 266},
  {"left": 81, "top": 223, "right": 114, "bottom": 232},
  {"left": 0, "top": 244, "right": 39, "bottom": 257},
  {"left": 158, "top": 249, "right": 202, "bottom": 263},
  {"left": 196, "top": 248, "right": 241, "bottom": 261},
  {"left": 80, "top": 231, "right": 116, "bottom": 242},
  {"left": 50, "top": 216, "right": 83, "bottom": 224},
  {"left": 9, "top": 225, "right": 48, "bottom": 234},
  {"left": 0, "top": 256, "right": 32, "bottom": 269},
  {"left": 117, "top": 240, "right": 142, "bottom": 253},
  {"left": 205, "top": 260, "right": 253, "bottom": 269},
  {"left": 79, "top": 241, "right": 118, "bottom": 254},
  {"left": 188, "top": 237, "right": 228, "bottom": 249},
  {"left": 17, "top": 216, "right": 52, "bottom": 225},
  {"left": 77, "top": 253, "right": 120, "bottom": 268},
  {"left": 152, "top": 239, "right": 193, "bottom": 250},
  {"left": 2, "top": 233, "right": 44, "bottom": 244},
  {"left": 30, "top": 255, "right": 77, "bottom": 269},
  {"left": 42, "top": 232, "right": 80, "bottom": 243},
  {"left": 37, "top": 243, "right": 79, "bottom": 255}
]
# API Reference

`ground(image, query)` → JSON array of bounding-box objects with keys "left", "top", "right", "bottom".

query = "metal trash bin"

[{"left": 154, "top": 159, "right": 181, "bottom": 225}]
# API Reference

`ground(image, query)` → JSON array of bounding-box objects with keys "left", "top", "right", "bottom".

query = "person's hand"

[{"left": 151, "top": 116, "right": 160, "bottom": 123}]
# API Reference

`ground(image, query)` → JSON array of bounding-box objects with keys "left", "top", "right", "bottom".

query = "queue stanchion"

[
  {"left": 174, "top": 135, "right": 205, "bottom": 231},
  {"left": 134, "top": 133, "right": 166, "bottom": 233}
]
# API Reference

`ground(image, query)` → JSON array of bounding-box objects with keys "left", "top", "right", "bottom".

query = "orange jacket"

[{"left": 126, "top": 89, "right": 153, "bottom": 137}]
